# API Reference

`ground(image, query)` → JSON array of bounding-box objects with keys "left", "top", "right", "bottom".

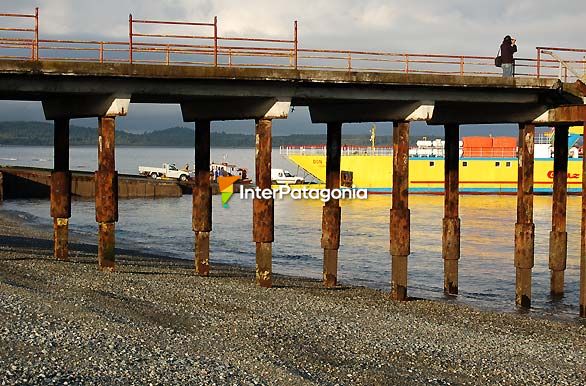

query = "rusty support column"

[
  {"left": 193, "top": 120, "right": 211, "bottom": 276},
  {"left": 51, "top": 118, "right": 71, "bottom": 261},
  {"left": 95, "top": 117, "right": 118, "bottom": 271},
  {"left": 321, "top": 122, "right": 342, "bottom": 287},
  {"left": 443, "top": 124, "right": 460, "bottom": 295},
  {"left": 550, "top": 125, "right": 569, "bottom": 296},
  {"left": 253, "top": 119, "right": 274, "bottom": 288},
  {"left": 515, "top": 123, "right": 535, "bottom": 308},
  {"left": 581, "top": 119, "right": 586, "bottom": 317},
  {"left": 390, "top": 121, "right": 410, "bottom": 301}
]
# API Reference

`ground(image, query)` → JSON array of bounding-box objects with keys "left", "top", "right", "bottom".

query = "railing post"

[
  {"left": 537, "top": 48, "right": 541, "bottom": 79},
  {"left": 460, "top": 56, "right": 464, "bottom": 75},
  {"left": 294, "top": 20, "right": 298, "bottom": 70},
  {"left": 34, "top": 7, "right": 39, "bottom": 60},
  {"left": 166, "top": 44, "right": 170, "bottom": 65},
  {"left": 347, "top": 52, "right": 351, "bottom": 71},
  {"left": 99, "top": 42, "right": 104, "bottom": 63},
  {"left": 129, "top": 14, "right": 133, "bottom": 64},
  {"left": 405, "top": 54, "right": 409, "bottom": 74},
  {"left": 213, "top": 16, "right": 218, "bottom": 67},
  {"left": 228, "top": 48, "right": 232, "bottom": 67}
]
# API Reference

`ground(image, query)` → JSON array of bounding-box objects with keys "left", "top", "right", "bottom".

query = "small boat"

[{"left": 210, "top": 162, "right": 252, "bottom": 184}]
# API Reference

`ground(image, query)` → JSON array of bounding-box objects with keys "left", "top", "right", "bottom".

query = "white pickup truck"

[
  {"left": 138, "top": 163, "right": 190, "bottom": 181},
  {"left": 271, "top": 168, "right": 304, "bottom": 184}
]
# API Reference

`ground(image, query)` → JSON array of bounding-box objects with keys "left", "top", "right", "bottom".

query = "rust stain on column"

[
  {"left": 254, "top": 118, "right": 274, "bottom": 288},
  {"left": 193, "top": 120, "right": 211, "bottom": 276},
  {"left": 581, "top": 118, "right": 586, "bottom": 318},
  {"left": 390, "top": 121, "right": 410, "bottom": 301},
  {"left": 321, "top": 122, "right": 342, "bottom": 288},
  {"left": 51, "top": 118, "right": 71, "bottom": 261},
  {"left": 549, "top": 125, "right": 569, "bottom": 296},
  {"left": 515, "top": 123, "right": 535, "bottom": 308},
  {"left": 442, "top": 124, "right": 460, "bottom": 295},
  {"left": 96, "top": 117, "right": 117, "bottom": 271}
]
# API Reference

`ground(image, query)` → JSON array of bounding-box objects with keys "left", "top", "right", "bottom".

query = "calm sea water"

[{"left": 0, "top": 146, "right": 583, "bottom": 319}]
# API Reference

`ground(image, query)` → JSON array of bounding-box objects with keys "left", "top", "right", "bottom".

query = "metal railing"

[
  {"left": 0, "top": 8, "right": 585, "bottom": 81},
  {"left": 537, "top": 47, "right": 586, "bottom": 81},
  {"left": 280, "top": 145, "right": 394, "bottom": 156},
  {"left": 0, "top": 8, "right": 38, "bottom": 60},
  {"left": 461, "top": 147, "right": 518, "bottom": 158}
]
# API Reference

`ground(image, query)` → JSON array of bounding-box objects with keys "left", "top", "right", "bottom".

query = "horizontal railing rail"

[{"left": 0, "top": 8, "right": 584, "bottom": 81}]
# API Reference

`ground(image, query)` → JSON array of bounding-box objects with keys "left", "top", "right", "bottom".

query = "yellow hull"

[{"left": 287, "top": 155, "right": 583, "bottom": 193}]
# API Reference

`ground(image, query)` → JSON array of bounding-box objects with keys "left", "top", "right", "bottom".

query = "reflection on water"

[{"left": 1, "top": 146, "right": 583, "bottom": 318}]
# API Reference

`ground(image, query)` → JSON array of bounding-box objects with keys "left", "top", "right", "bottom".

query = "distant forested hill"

[{"left": 0, "top": 121, "right": 421, "bottom": 147}]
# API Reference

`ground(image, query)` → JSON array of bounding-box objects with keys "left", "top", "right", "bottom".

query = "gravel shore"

[{"left": 0, "top": 211, "right": 585, "bottom": 385}]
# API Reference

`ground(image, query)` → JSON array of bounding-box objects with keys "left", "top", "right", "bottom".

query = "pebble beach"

[{"left": 1, "top": 211, "right": 585, "bottom": 385}]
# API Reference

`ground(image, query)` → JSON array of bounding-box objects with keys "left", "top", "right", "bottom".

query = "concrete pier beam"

[
  {"left": 390, "top": 121, "right": 410, "bottom": 301},
  {"left": 50, "top": 118, "right": 71, "bottom": 261},
  {"left": 549, "top": 125, "right": 569, "bottom": 296},
  {"left": 95, "top": 116, "right": 118, "bottom": 271},
  {"left": 515, "top": 123, "right": 535, "bottom": 308},
  {"left": 321, "top": 122, "right": 342, "bottom": 287},
  {"left": 193, "top": 120, "right": 212, "bottom": 276},
  {"left": 442, "top": 124, "right": 460, "bottom": 295}
]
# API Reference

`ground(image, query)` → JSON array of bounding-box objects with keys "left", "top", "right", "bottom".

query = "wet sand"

[{"left": 0, "top": 211, "right": 585, "bottom": 385}]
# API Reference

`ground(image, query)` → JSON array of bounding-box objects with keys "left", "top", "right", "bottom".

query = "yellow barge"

[{"left": 282, "top": 127, "right": 584, "bottom": 194}]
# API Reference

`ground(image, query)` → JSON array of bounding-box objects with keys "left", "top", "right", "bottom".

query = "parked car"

[
  {"left": 138, "top": 163, "right": 190, "bottom": 181},
  {"left": 271, "top": 168, "right": 304, "bottom": 184}
]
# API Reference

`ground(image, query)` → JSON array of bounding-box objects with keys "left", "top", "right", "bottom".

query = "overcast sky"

[{"left": 0, "top": 0, "right": 584, "bottom": 134}]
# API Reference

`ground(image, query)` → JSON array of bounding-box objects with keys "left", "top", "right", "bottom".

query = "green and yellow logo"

[{"left": 218, "top": 175, "right": 240, "bottom": 208}]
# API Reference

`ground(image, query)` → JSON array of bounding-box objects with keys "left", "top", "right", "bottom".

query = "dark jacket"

[{"left": 500, "top": 42, "right": 517, "bottom": 64}]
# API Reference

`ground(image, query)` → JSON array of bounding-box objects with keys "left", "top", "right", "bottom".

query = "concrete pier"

[
  {"left": 321, "top": 122, "right": 342, "bottom": 287},
  {"left": 390, "top": 121, "right": 411, "bottom": 301},
  {"left": 253, "top": 118, "right": 274, "bottom": 288},
  {"left": 514, "top": 123, "right": 535, "bottom": 308},
  {"left": 193, "top": 120, "right": 212, "bottom": 276},
  {"left": 50, "top": 118, "right": 71, "bottom": 261},
  {"left": 549, "top": 125, "right": 569, "bottom": 296},
  {"left": 579, "top": 120, "right": 586, "bottom": 318},
  {"left": 442, "top": 124, "right": 460, "bottom": 295},
  {"left": 95, "top": 116, "right": 118, "bottom": 271},
  {"left": 0, "top": 26, "right": 584, "bottom": 315}
]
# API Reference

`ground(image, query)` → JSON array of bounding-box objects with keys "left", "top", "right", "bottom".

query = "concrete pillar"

[
  {"left": 515, "top": 123, "right": 535, "bottom": 308},
  {"left": 95, "top": 116, "right": 118, "bottom": 271},
  {"left": 580, "top": 122, "right": 586, "bottom": 318},
  {"left": 50, "top": 118, "right": 71, "bottom": 261},
  {"left": 390, "top": 121, "right": 410, "bottom": 301},
  {"left": 549, "top": 125, "right": 569, "bottom": 296},
  {"left": 442, "top": 124, "right": 460, "bottom": 295},
  {"left": 193, "top": 120, "right": 212, "bottom": 276},
  {"left": 253, "top": 118, "right": 274, "bottom": 288},
  {"left": 321, "top": 122, "right": 342, "bottom": 287}
]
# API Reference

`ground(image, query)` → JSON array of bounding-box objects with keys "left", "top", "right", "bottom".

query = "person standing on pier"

[{"left": 500, "top": 35, "right": 517, "bottom": 77}]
